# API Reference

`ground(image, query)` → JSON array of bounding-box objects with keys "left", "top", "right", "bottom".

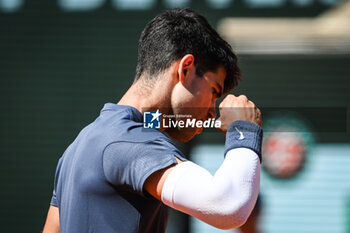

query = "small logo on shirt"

[
  {"left": 143, "top": 110, "right": 161, "bottom": 129},
  {"left": 235, "top": 127, "right": 245, "bottom": 140}
]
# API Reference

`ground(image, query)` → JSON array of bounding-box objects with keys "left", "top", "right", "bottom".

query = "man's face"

[{"left": 166, "top": 65, "right": 226, "bottom": 142}]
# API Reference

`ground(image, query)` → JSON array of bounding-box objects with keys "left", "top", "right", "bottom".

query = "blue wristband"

[{"left": 224, "top": 120, "right": 263, "bottom": 162}]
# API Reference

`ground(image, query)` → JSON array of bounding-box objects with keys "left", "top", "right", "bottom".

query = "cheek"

[
  {"left": 196, "top": 90, "right": 212, "bottom": 109},
  {"left": 171, "top": 79, "right": 212, "bottom": 111},
  {"left": 191, "top": 80, "right": 212, "bottom": 107},
  {"left": 171, "top": 82, "right": 195, "bottom": 109},
  {"left": 195, "top": 94, "right": 211, "bottom": 109}
]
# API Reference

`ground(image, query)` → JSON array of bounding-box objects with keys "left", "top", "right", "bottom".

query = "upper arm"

[
  {"left": 103, "top": 138, "right": 186, "bottom": 195},
  {"left": 43, "top": 205, "right": 59, "bottom": 233},
  {"left": 144, "top": 157, "right": 183, "bottom": 200}
]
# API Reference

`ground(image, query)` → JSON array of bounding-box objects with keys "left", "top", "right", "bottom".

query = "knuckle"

[
  {"left": 226, "top": 94, "right": 235, "bottom": 100},
  {"left": 239, "top": 95, "right": 248, "bottom": 101}
]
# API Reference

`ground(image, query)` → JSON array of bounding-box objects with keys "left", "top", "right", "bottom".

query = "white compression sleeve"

[{"left": 161, "top": 148, "right": 260, "bottom": 230}]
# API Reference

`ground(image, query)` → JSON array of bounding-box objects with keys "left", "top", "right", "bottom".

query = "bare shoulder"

[{"left": 43, "top": 205, "right": 59, "bottom": 233}]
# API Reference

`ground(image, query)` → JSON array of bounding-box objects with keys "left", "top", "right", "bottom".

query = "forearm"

[
  {"left": 162, "top": 119, "right": 262, "bottom": 229},
  {"left": 161, "top": 148, "right": 260, "bottom": 229}
]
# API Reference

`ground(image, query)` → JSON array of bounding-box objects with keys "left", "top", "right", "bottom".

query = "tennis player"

[{"left": 43, "top": 8, "right": 262, "bottom": 233}]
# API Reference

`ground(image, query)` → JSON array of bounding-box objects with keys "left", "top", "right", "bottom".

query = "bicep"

[
  {"left": 144, "top": 157, "right": 183, "bottom": 200},
  {"left": 103, "top": 139, "right": 186, "bottom": 194},
  {"left": 43, "top": 205, "right": 59, "bottom": 233}
]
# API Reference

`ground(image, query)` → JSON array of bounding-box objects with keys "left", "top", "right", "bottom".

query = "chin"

[{"left": 165, "top": 128, "right": 197, "bottom": 142}]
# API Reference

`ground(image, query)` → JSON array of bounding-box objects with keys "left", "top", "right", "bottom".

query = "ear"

[{"left": 177, "top": 54, "right": 195, "bottom": 85}]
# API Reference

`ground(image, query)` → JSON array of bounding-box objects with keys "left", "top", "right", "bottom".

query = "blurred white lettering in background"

[
  {"left": 59, "top": 0, "right": 105, "bottom": 11},
  {"left": 0, "top": 0, "right": 340, "bottom": 12},
  {"left": 0, "top": 0, "right": 23, "bottom": 12}
]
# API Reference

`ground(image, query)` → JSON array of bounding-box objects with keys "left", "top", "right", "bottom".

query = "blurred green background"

[{"left": 0, "top": 0, "right": 349, "bottom": 233}]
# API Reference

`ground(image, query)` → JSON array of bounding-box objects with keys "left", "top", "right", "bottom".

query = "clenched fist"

[{"left": 217, "top": 94, "right": 262, "bottom": 134}]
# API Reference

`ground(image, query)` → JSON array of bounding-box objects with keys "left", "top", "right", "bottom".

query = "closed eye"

[
  {"left": 214, "top": 81, "right": 223, "bottom": 98},
  {"left": 212, "top": 87, "right": 219, "bottom": 98}
]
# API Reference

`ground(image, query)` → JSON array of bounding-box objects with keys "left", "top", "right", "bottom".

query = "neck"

[{"left": 118, "top": 76, "right": 173, "bottom": 115}]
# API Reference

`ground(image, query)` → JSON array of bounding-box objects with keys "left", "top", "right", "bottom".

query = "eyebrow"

[{"left": 215, "top": 81, "right": 223, "bottom": 97}]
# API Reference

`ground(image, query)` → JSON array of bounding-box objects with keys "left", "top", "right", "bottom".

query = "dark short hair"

[{"left": 134, "top": 8, "right": 241, "bottom": 93}]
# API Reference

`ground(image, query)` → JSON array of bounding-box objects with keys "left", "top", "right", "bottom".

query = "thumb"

[{"left": 215, "top": 116, "right": 227, "bottom": 135}]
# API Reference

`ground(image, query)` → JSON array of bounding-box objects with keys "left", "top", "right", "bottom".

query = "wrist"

[{"left": 224, "top": 120, "right": 263, "bottom": 162}]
